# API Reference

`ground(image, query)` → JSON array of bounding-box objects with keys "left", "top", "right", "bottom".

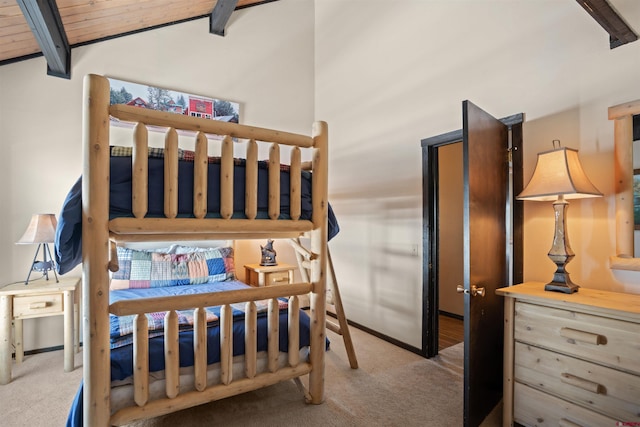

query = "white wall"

[
  {"left": 3, "top": 0, "right": 640, "bottom": 353},
  {"left": 315, "top": 0, "right": 640, "bottom": 348},
  {"left": 0, "top": 0, "right": 315, "bottom": 352}
]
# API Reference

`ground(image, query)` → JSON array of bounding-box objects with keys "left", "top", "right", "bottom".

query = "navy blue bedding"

[
  {"left": 55, "top": 155, "right": 339, "bottom": 274},
  {"left": 66, "top": 280, "right": 320, "bottom": 427}
]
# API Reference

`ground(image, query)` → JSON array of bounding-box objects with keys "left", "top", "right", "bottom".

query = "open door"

[
  {"left": 462, "top": 100, "right": 508, "bottom": 426},
  {"left": 421, "top": 101, "right": 523, "bottom": 426}
]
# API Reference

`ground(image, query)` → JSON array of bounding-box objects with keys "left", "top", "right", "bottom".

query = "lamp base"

[
  {"left": 544, "top": 197, "right": 579, "bottom": 294},
  {"left": 544, "top": 281, "right": 580, "bottom": 294},
  {"left": 25, "top": 243, "right": 59, "bottom": 285}
]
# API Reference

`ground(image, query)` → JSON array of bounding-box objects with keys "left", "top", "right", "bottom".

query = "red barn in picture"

[{"left": 188, "top": 96, "right": 213, "bottom": 119}]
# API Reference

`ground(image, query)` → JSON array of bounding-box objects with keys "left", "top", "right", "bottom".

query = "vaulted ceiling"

[
  {"left": 0, "top": 0, "right": 637, "bottom": 79},
  {"left": 0, "top": 0, "right": 274, "bottom": 77}
]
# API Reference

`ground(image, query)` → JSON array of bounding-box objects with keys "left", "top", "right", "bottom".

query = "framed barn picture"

[{"left": 107, "top": 77, "right": 239, "bottom": 140}]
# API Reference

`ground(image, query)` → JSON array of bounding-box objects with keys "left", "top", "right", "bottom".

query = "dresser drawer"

[
  {"left": 265, "top": 271, "right": 290, "bottom": 286},
  {"left": 514, "top": 382, "right": 620, "bottom": 427},
  {"left": 13, "top": 293, "right": 64, "bottom": 318},
  {"left": 514, "top": 341, "right": 640, "bottom": 421},
  {"left": 514, "top": 301, "right": 640, "bottom": 374}
]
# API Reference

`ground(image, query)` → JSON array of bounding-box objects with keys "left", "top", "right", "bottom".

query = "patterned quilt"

[{"left": 109, "top": 280, "right": 287, "bottom": 349}]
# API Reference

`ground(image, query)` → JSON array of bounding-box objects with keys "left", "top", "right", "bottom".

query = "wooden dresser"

[{"left": 496, "top": 282, "right": 640, "bottom": 427}]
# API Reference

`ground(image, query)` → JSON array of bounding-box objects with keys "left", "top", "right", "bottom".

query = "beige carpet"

[{"left": 0, "top": 327, "right": 464, "bottom": 426}]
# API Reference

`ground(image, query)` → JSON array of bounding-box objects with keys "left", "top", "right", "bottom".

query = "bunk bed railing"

[
  {"left": 109, "top": 104, "right": 315, "bottom": 148},
  {"left": 107, "top": 100, "right": 316, "bottom": 239},
  {"left": 108, "top": 284, "right": 312, "bottom": 425},
  {"left": 109, "top": 283, "right": 312, "bottom": 315}
]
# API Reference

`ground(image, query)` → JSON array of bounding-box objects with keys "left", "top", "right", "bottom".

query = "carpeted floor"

[{"left": 0, "top": 327, "right": 465, "bottom": 426}]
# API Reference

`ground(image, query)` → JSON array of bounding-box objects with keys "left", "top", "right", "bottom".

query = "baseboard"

[
  {"left": 326, "top": 311, "right": 422, "bottom": 356},
  {"left": 12, "top": 342, "right": 83, "bottom": 359},
  {"left": 439, "top": 310, "right": 463, "bottom": 321}
]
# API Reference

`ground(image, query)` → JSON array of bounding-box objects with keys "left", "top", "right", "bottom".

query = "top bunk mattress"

[{"left": 55, "top": 147, "right": 339, "bottom": 274}]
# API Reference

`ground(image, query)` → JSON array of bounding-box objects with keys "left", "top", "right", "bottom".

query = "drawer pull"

[
  {"left": 559, "top": 419, "right": 583, "bottom": 427},
  {"left": 559, "top": 327, "right": 606, "bottom": 345},
  {"left": 560, "top": 373, "right": 603, "bottom": 394},
  {"left": 29, "top": 301, "right": 50, "bottom": 309},
  {"left": 272, "top": 277, "right": 289, "bottom": 283}
]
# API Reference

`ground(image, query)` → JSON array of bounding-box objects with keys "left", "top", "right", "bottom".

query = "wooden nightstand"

[
  {"left": 0, "top": 277, "right": 80, "bottom": 384},
  {"left": 244, "top": 263, "right": 295, "bottom": 287}
]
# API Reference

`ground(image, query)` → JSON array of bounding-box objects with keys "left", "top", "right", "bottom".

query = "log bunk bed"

[{"left": 60, "top": 74, "right": 331, "bottom": 426}]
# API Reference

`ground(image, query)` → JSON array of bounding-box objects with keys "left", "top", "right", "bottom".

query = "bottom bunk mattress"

[{"left": 66, "top": 279, "right": 323, "bottom": 426}]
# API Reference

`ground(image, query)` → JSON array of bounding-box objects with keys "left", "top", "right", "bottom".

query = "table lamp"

[
  {"left": 16, "top": 213, "right": 59, "bottom": 285},
  {"left": 517, "top": 142, "right": 602, "bottom": 293}
]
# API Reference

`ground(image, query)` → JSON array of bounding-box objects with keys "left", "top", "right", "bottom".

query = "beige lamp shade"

[
  {"left": 517, "top": 147, "right": 603, "bottom": 201},
  {"left": 16, "top": 213, "right": 58, "bottom": 244}
]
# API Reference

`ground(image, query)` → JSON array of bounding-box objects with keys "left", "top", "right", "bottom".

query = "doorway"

[
  {"left": 420, "top": 109, "right": 523, "bottom": 358},
  {"left": 421, "top": 102, "right": 524, "bottom": 426},
  {"left": 437, "top": 142, "right": 464, "bottom": 350}
]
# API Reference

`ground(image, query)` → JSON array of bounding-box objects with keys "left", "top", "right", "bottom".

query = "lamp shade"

[
  {"left": 16, "top": 213, "right": 57, "bottom": 244},
  {"left": 517, "top": 147, "right": 603, "bottom": 201}
]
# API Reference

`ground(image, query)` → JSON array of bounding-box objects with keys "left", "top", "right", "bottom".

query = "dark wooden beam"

[
  {"left": 576, "top": 0, "right": 638, "bottom": 49},
  {"left": 16, "top": 0, "right": 70, "bottom": 78},
  {"left": 210, "top": 0, "right": 240, "bottom": 36}
]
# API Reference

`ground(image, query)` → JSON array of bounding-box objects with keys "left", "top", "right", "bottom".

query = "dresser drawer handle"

[
  {"left": 559, "top": 327, "right": 606, "bottom": 345},
  {"left": 559, "top": 418, "right": 583, "bottom": 427},
  {"left": 560, "top": 373, "right": 603, "bottom": 394},
  {"left": 29, "top": 301, "right": 50, "bottom": 309},
  {"left": 272, "top": 277, "right": 289, "bottom": 283}
]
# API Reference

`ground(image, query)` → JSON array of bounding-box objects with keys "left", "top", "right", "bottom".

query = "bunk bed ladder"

[{"left": 290, "top": 238, "right": 358, "bottom": 369}]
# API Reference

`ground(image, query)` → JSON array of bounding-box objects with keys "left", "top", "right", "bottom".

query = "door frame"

[{"left": 420, "top": 112, "right": 524, "bottom": 358}]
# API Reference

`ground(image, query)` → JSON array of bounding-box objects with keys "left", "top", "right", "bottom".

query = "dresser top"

[{"left": 496, "top": 282, "right": 640, "bottom": 321}]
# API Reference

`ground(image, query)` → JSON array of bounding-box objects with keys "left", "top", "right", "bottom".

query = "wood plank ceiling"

[
  {"left": 0, "top": 0, "right": 637, "bottom": 79},
  {"left": 0, "top": 0, "right": 274, "bottom": 77}
]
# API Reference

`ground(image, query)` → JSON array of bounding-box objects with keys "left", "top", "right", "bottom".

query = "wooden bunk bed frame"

[{"left": 81, "top": 74, "right": 328, "bottom": 426}]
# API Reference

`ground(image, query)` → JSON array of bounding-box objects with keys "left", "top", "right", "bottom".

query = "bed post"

[
  {"left": 82, "top": 74, "right": 112, "bottom": 426},
  {"left": 308, "top": 121, "right": 328, "bottom": 404}
]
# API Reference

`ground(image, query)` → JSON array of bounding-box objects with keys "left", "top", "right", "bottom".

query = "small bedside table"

[
  {"left": 244, "top": 263, "right": 295, "bottom": 287},
  {"left": 0, "top": 276, "right": 80, "bottom": 384}
]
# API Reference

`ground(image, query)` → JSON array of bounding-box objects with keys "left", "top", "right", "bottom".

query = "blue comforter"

[{"left": 55, "top": 156, "right": 339, "bottom": 275}]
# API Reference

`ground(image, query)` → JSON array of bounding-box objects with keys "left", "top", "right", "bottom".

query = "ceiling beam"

[
  {"left": 576, "top": 0, "right": 638, "bottom": 49},
  {"left": 17, "top": 0, "right": 70, "bottom": 78},
  {"left": 210, "top": 0, "right": 240, "bottom": 36}
]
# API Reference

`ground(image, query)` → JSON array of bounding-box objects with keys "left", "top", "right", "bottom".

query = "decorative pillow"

[{"left": 110, "top": 246, "right": 235, "bottom": 290}]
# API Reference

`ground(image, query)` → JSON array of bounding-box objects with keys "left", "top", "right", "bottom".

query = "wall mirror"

[{"left": 610, "top": 99, "right": 640, "bottom": 270}]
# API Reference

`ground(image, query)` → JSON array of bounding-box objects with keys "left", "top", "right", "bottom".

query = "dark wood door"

[{"left": 462, "top": 100, "right": 508, "bottom": 426}]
